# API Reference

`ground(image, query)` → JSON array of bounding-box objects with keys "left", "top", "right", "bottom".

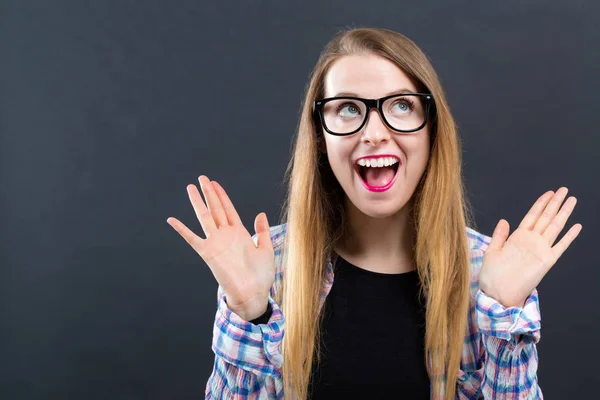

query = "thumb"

[
  {"left": 488, "top": 219, "right": 509, "bottom": 252},
  {"left": 254, "top": 212, "right": 272, "bottom": 250}
]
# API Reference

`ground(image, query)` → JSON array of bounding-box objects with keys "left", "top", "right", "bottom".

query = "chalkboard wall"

[{"left": 1, "top": 1, "right": 597, "bottom": 398}]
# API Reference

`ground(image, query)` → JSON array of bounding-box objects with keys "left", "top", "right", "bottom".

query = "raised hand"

[
  {"left": 479, "top": 187, "right": 582, "bottom": 308},
  {"left": 166, "top": 175, "right": 275, "bottom": 321}
]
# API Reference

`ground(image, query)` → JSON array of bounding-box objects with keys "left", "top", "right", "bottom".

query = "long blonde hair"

[{"left": 275, "top": 27, "right": 475, "bottom": 399}]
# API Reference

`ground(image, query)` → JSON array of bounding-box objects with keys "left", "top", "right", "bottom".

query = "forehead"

[{"left": 324, "top": 53, "right": 418, "bottom": 98}]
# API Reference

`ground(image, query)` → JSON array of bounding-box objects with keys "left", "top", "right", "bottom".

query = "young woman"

[{"left": 167, "top": 28, "right": 582, "bottom": 399}]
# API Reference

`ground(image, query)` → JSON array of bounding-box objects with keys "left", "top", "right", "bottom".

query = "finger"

[
  {"left": 166, "top": 217, "right": 206, "bottom": 254},
  {"left": 533, "top": 187, "right": 569, "bottom": 234},
  {"left": 187, "top": 183, "right": 217, "bottom": 237},
  {"left": 550, "top": 223, "right": 583, "bottom": 266},
  {"left": 542, "top": 196, "right": 577, "bottom": 245},
  {"left": 254, "top": 212, "right": 273, "bottom": 250},
  {"left": 211, "top": 181, "right": 243, "bottom": 226},
  {"left": 199, "top": 175, "right": 228, "bottom": 228},
  {"left": 488, "top": 219, "right": 509, "bottom": 252},
  {"left": 519, "top": 191, "right": 554, "bottom": 231}
]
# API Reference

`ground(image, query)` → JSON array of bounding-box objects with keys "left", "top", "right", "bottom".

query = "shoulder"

[
  {"left": 251, "top": 223, "right": 288, "bottom": 300},
  {"left": 251, "top": 222, "right": 287, "bottom": 250},
  {"left": 258, "top": 223, "right": 492, "bottom": 293},
  {"left": 268, "top": 223, "right": 287, "bottom": 275},
  {"left": 264, "top": 224, "right": 489, "bottom": 253},
  {"left": 466, "top": 226, "right": 493, "bottom": 272},
  {"left": 269, "top": 222, "right": 288, "bottom": 250},
  {"left": 466, "top": 226, "right": 492, "bottom": 254},
  {"left": 465, "top": 226, "right": 492, "bottom": 295},
  {"left": 264, "top": 223, "right": 490, "bottom": 266}
]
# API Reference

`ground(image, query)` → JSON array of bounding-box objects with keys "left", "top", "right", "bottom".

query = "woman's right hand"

[{"left": 166, "top": 175, "right": 275, "bottom": 322}]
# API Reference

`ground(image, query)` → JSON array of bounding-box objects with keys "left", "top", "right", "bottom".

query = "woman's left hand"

[{"left": 479, "top": 187, "right": 583, "bottom": 308}]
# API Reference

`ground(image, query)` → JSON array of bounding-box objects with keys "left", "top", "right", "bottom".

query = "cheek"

[
  {"left": 411, "top": 146, "right": 431, "bottom": 181},
  {"left": 407, "top": 134, "right": 430, "bottom": 164},
  {"left": 324, "top": 141, "right": 356, "bottom": 183}
]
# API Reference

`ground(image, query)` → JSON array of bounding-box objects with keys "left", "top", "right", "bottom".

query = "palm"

[
  {"left": 479, "top": 187, "right": 582, "bottom": 308},
  {"left": 482, "top": 228, "right": 549, "bottom": 307},
  {"left": 201, "top": 224, "right": 275, "bottom": 309},
  {"left": 167, "top": 175, "right": 275, "bottom": 315}
]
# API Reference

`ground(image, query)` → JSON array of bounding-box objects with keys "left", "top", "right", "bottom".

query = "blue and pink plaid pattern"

[{"left": 206, "top": 223, "right": 542, "bottom": 399}]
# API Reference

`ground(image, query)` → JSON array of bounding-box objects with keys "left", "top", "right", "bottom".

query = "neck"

[{"left": 334, "top": 196, "right": 416, "bottom": 274}]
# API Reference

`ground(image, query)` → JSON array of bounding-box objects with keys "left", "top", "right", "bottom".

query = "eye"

[
  {"left": 391, "top": 99, "right": 414, "bottom": 114},
  {"left": 335, "top": 102, "right": 361, "bottom": 117}
]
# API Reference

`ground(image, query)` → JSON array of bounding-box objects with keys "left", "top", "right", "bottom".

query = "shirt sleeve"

[
  {"left": 204, "top": 285, "right": 286, "bottom": 398},
  {"left": 474, "top": 287, "right": 543, "bottom": 399}
]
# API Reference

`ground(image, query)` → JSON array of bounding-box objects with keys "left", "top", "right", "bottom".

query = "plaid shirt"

[{"left": 205, "top": 223, "right": 543, "bottom": 399}]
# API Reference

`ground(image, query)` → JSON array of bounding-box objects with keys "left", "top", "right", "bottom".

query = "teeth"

[{"left": 357, "top": 157, "right": 399, "bottom": 168}]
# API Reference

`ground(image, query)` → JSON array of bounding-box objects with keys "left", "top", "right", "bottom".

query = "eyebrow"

[{"left": 331, "top": 88, "right": 416, "bottom": 98}]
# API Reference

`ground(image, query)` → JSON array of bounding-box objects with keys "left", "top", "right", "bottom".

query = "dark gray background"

[{"left": 1, "top": 1, "right": 598, "bottom": 398}]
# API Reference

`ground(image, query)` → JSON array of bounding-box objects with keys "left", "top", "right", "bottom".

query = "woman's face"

[{"left": 321, "top": 53, "right": 431, "bottom": 219}]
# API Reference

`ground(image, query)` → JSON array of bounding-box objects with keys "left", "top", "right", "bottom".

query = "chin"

[{"left": 356, "top": 202, "right": 406, "bottom": 219}]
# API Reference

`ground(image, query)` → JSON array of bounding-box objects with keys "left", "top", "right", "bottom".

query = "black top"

[{"left": 250, "top": 253, "right": 430, "bottom": 399}]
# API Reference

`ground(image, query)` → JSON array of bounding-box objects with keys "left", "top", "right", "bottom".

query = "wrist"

[
  {"left": 480, "top": 288, "right": 526, "bottom": 309},
  {"left": 227, "top": 296, "right": 269, "bottom": 322}
]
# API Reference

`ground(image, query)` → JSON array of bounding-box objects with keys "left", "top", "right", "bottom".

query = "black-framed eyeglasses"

[{"left": 313, "top": 93, "right": 435, "bottom": 136}]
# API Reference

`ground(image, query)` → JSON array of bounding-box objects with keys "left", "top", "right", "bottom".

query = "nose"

[{"left": 361, "top": 108, "right": 392, "bottom": 146}]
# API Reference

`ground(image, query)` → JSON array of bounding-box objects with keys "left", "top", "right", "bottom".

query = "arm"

[
  {"left": 205, "top": 226, "right": 287, "bottom": 399},
  {"left": 204, "top": 284, "right": 285, "bottom": 399},
  {"left": 456, "top": 234, "right": 544, "bottom": 400},
  {"left": 475, "top": 287, "right": 542, "bottom": 399},
  {"left": 455, "top": 288, "right": 542, "bottom": 399},
  {"left": 465, "top": 187, "right": 582, "bottom": 398}
]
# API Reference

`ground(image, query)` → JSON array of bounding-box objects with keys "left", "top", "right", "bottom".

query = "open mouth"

[{"left": 355, "top": 161, "right": 401, "bottom": 192}]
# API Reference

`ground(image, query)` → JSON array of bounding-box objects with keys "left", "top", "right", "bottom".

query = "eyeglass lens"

[{"left": 321, "top": 95, "right": 427, "bottom": 134}]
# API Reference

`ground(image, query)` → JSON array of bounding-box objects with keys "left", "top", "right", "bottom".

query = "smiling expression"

[{"left": 321, "top": 53, "right": 431, "bottom": 219}]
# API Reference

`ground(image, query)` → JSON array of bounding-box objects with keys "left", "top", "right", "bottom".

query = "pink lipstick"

[{"left": 354, "top": 155, "right": 401, "bottom": 193}]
